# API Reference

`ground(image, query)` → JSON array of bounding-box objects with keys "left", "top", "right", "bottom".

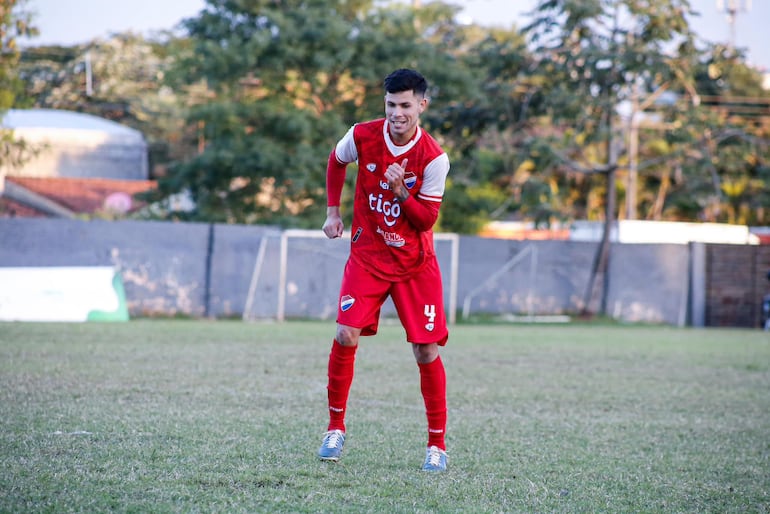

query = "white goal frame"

[{"left": 274, "top": 229, "right": 459, "bottom": 324}]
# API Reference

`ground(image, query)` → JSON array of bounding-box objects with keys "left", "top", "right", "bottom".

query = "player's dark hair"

[{"left": 383, "top": 69, "right": 428, "bottom": 97}]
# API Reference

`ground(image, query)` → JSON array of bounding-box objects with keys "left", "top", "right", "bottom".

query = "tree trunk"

[{"left": 581, "top": 168, "right": 615, "bottom": 316}]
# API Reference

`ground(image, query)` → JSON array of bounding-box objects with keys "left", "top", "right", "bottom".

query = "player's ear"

[{"left": 419, "top": 97, "right": 428, "bottom": 112}]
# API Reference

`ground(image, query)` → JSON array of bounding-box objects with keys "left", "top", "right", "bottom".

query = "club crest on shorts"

[
  {"left": 404, "top": 172, "right": 417, "bottom": 189},
  {"left": 340, "top": 295, "right": 355, "bottom": 311}
]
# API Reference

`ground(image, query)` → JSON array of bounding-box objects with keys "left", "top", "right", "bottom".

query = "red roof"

[
  {"left": 1, "top": 176, "right": 157, "bottom": 217},
  {"left": 0, "top": 197, "right": 45, "bottom": 217}
]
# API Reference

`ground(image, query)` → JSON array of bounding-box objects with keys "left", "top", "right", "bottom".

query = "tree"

[
  {"left": 151, "top": 0, "right": 476, "bottom": 226},
  {"left": 12, "top": 0, "right": 766, "bottom": 239},
  {"left": 520, "top": 0, "right": 699, "bottom": 315},
  {"left": 0, "top": 0, "right": 37, "bottom": 173},
  {"left": 626, "top": 44, "right": 770, "bottom": 225},
  {"left": 674, "top": 47, "right": 770, "bottom": 224},
  {"left": 433, "top": 24, "right": 542, "bottom": 233}
]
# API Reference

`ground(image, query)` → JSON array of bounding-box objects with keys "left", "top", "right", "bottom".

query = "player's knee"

[
  {"left": 336, "top": 325, "right": 360, "bottom": 346},
  {"left": 412, "top": 343, "right": 439, "bottom": 364}
]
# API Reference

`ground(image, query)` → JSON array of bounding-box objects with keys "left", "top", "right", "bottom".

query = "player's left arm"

[
  {"left": 399, "top": 196, "right": 441, "bottom": 232},
  {"left": 397, "top": 153, "right": 449, "bottom": 232}
]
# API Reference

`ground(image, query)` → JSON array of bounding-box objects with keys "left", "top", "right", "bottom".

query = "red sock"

[
  {"left": 326, "top": 340, "right": 357, "bottom": 432},
  {"left": 418, "top": 355, "right": 447, "bottom": 450}
]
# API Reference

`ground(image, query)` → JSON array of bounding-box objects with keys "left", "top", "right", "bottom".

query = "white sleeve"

[
  {"left": 418, "top": 153, "right": 450, "bottom": 202},
  {"left": 334, "top": 125, "right": 358, "bottom": 164}
]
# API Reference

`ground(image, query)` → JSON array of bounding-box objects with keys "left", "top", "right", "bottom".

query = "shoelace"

[
  {"left": 427, "top": 446, "right": 443, "bottom": 466},
  {"left": 325, "top": 430, "right": 343, "bottom": 449}
]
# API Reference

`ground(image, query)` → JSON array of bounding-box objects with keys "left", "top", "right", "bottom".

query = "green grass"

[{"left": 1, "top": 321, "right": 768, "bottom": 513}]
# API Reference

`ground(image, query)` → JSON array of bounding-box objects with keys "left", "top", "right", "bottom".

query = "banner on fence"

[{"left": 0, "top": 267, "right": 129, "bottom": 322}]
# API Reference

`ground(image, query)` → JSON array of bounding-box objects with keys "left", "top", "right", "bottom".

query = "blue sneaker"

[
  {"left": 422, "top": 445, "right": 448, "bottom": 472},
  {"left": 318, "top": 429, "right": 345, "bottom": 461}
]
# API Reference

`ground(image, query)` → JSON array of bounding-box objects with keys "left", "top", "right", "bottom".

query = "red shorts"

[{"left": 336, "top": 257, "right": 448, "bottom": 345}]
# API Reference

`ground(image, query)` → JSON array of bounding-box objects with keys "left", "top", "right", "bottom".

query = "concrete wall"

[
  {"left": 208, "top": 224, "right": 283, "bottom": 319},
  {"left": 1, "top": 219, "right": 211, "bottom": 316},
  {"left": 456, "top": 238, "right": 596, "bottom": 317},
  {"left": 607, "top": 244, "right": 691, "bottom": 325},
  {"left": 0, "top": 218, "right": 763, "bottom": 327}
]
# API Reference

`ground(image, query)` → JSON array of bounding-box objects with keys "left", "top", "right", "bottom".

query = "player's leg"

[
  {"left": 319, "top": 259, "right": 389, "bottom": 461},
  {"left": 325, "top": 324, "right": 361, "bottom": 433},
  {"left": 413, "top": 342, "right": 447, "bottom": 452},
  {"left": 319, "top": 323, "right": 360, "bottom": 461},
  {"left": 391, "top": 257, "right": 449, "bottom": 471}
]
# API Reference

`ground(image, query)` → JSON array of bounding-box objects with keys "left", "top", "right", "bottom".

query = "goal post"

[{"left": 274, "top": 229, "right": 459, "bottom": 323}]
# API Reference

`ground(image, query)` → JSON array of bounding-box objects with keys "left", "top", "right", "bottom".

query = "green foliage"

[
  {"left": 441, "top": 178, "right": 509, "bottom": 233},
  {"left": 0, "top": 0, "right": 38, "bottom": 171},
  {"left": 1, "top": 0, "right": 37, "bottom": 110},
  {"left": 154, "top": 0, "right": 478, "bottom": 226},
  {"left": 509, "top": 0, "right": 770, "bottom": 226},
  {"left": 156, "top": 99, "right": 335, "bottom": 224},
  {"left": 522, "top": 0, "right": 697, "bottom": 153},
  {"left": 13, "top": 0, "right": 770, "bottom": 230}
]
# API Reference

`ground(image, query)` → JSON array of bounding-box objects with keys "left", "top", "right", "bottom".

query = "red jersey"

[{"left": 332, "top": 119, "right": 450, "bottom": 281}]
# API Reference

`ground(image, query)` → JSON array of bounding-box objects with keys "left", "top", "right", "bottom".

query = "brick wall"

[{"left": 705, "top": 244, "right": 770, "bottom": 328}]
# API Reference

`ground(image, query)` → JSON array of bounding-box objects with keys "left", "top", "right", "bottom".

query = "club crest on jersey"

[
  {"left": 404, "top": 172, "right": 417, "bottom": 189},
  {"left": 366, "top": 163, "right": 377, "bottom": 173},
  {"left": 340, "top": 295, "right": 355, "bottom": 311}
]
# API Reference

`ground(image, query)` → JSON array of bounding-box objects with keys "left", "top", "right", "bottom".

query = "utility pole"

[
  {"left": 85, "top": 51, "right": 93, "bottom": 97},
  {"left": 626, "top": 79, "right": 640, "bottom": 220},
  {"left": 624, "top": 80, "right": 682, "bottom": 221}
]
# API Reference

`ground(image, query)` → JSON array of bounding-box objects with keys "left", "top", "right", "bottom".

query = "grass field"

[{"left": 0, "top": 320, "right": 768, "bottom": 513}]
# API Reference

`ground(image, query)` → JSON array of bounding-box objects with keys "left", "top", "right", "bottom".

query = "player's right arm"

[
  {"left": 322, "top": 206, "right": 344, "bottom": 239},
  {"left": 323, "top": 150, "right": 347, "bottom": 239},
  {"left": 323, "top": 127, "right": 357, "bottom": 239}
]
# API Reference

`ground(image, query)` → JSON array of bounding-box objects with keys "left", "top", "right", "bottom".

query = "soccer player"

[{"left": 318, "top": 68, "right": 450, "bottom": 472}]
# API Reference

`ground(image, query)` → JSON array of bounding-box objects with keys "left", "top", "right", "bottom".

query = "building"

[{"left": 1, "top": 109, "right": 155, "bottom": 218}]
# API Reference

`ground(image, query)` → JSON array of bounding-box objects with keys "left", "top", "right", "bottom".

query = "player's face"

[{"left": 384, "top": 90, "right": 426, "bottom": 145}]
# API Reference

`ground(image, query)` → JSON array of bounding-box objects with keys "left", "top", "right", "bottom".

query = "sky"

[{"left": 25, "top": 0, "right": 770, "bottom": 71}]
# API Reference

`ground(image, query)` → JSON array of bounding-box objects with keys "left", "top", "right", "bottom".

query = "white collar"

[{"left": 383, "top": 120, "right": 421, "bottom": 156}]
